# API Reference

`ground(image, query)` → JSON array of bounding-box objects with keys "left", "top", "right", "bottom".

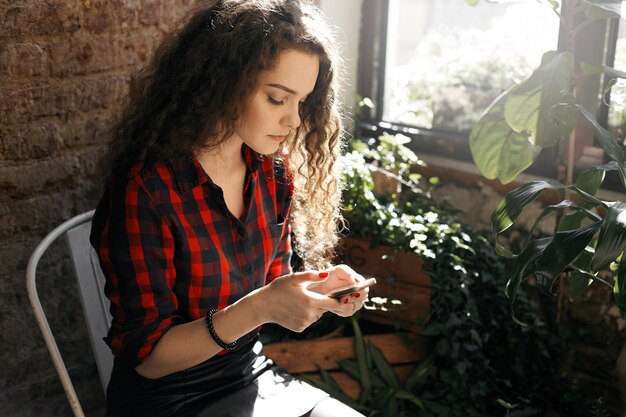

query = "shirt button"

[
  {"left": 243, "top": 264, "right": 252, "bottom": 273},
  {"left": 236, "top": 226, "right": 246, "bottom": 236}
]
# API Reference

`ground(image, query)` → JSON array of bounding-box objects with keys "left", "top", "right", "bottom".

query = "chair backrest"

[
  {"left": 66, "top": 216, "right": 113, "bottom": 390},
  {"left": 26, "top": 210, "right": 113, "bottom": 417}
]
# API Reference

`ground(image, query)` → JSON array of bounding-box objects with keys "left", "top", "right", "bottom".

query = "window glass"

[
  {"left": 607, "top": 3, "right": 626, "bottom": 145},
  {"left": 384, "top": 0, "right": 560, "bottom": 132}
]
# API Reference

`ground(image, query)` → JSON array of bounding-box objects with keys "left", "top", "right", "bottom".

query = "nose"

[{"left": 282, "top": 102, "right": 301, "bottom": 129}]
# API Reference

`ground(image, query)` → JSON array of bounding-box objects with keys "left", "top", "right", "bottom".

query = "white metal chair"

[{"left": 25, "top": 210, "right": 113, "bottom": 417}]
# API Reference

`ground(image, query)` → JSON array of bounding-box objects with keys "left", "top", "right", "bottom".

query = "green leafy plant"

[
  {"left": 339, "top": 133, "right": 607, "bottom": 415},
  {"left": 418, "top": 224, "right": 599, "bottom": 416},
  {"left": 341, "top": 133, "right": 447, "bottom": 256},
  {"left": 468, "top": 0, "right": 626, "bottom": 315},
  {"left": 304, "top": 317, "right": 432, "bottom": 417}
]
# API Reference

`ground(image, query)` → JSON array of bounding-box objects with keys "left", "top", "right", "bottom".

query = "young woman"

[{"left": 90, "top": 1, "right": 368, "bottom": 416}]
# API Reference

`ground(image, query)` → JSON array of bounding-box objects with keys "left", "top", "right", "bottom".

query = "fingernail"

[
  {"left": 343, "top": 298, "right": 349, "bottom": 304},
  {"left": 353, "top": 293, "right": 360, "bottom": 298},
  {"left": 319, "top": 272, "right": 329, "bottom": 278}
]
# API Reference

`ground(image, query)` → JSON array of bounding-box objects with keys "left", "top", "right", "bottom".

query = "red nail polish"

[
  {"left": 343, "top": 298, "right": 349, "bottom": 304},
  {"left": 319, "top": 272, "right": 329, "bottom": 278},
  {"left": 353, "top": 293, "right": 360, "bottom": 298}
]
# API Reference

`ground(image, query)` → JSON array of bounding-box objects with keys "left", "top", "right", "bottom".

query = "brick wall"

[{"left": 0, "top": 2, "right": 192, "bottom": 415}]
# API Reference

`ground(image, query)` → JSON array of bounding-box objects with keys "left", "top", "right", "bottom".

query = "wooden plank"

[
  {"left": 264, "top": 333, "right": 425, "bottom": 374},
  {"left": 363, "top": 280, "right": 431, "bottom": 332},
  {"left": 338, "top": 238, "right": 432, "bottom": 332},
  {"left": 340, "top": 238, "right": 431, "bottom": 286}
]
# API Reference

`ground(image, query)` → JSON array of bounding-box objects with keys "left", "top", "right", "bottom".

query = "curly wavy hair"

[{"left": 102, "top": 0, "right": 344, "bottom": 269}]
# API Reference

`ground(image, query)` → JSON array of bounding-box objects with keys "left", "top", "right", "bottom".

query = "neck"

[{"left": 196, "top": 135, "right": 244, "bottom": 171}]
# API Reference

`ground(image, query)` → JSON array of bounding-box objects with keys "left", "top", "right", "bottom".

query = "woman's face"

[{"left": 236, "top": 49, "right": 320, "bottom": 155}]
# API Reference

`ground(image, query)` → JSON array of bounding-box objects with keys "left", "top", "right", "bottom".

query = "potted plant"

[
  {"left": 468, "top": 0, "right": 626, "bottom": 406},
  {"left": 314, "top": 132, "right": 603, "bottom": 415},
  {"left": 339, "top": 133, "right": 443, "bottom": 331}
]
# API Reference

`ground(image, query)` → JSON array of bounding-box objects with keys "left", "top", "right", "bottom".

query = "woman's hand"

[
  {"left": 306, "top": 264, "right": 369, "bottom": 317},
  {"left": 320, "top": 264, "right": 369, "bottom": 317},
  {"left": 259, "top": 265, "right": 369, "bottom": 332},
  {"left": 259, "top": 271, "right": 340, "bottom": 332}
]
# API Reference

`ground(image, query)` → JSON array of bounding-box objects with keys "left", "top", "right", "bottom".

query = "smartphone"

[{"left": 328, "top": 277, "right": 377, "bottom": 299}]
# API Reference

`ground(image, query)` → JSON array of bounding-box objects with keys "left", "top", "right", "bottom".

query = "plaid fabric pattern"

[{"left": 90, "top": 145, "right": 293, "bottom": 367}]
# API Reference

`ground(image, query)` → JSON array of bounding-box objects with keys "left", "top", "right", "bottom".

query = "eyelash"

[
  {"left": 268, "top": 96, "right": 285, "bottom": 106},
  {"left": 267, "top": 96, "right": 306, "bottom": 106}
]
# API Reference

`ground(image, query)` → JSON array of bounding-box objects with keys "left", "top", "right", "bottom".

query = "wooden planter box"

[
  {"left": 264, "top": 332, "right": 425, "bottom": 399},
  {"left": 338, "top": 237, "right": 431, "bottom": 333}
]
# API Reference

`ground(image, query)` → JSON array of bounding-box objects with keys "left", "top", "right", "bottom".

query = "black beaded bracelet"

[{"left": 205, "top": 308, "right": 237, "bottom": 351}]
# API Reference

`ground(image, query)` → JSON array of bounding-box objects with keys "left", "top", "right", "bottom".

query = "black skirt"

[{"left": 106, "top": 339, "right": 329, "bottom": 417}]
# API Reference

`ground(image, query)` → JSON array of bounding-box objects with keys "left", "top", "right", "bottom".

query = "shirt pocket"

[
  {"left": 254, "top": 220, "right": 286, "bottom": 277},
  {"left": 267, "top": 220, "right": 286, "bottom": 255}
]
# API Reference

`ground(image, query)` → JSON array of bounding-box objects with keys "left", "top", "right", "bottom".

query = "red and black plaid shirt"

[{"left": 90, "top": 145, "right": 293, "bottom": 368}]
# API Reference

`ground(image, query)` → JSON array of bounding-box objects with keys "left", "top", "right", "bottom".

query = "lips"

[{"left": 268, "top": 135, "right": 287, "bottom": 142}]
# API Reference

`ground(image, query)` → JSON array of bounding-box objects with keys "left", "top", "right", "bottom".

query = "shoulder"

[
  {"left": 113, "top": 158, "right": 197, "bottom": 209},
  {"left": 98, "top": 160, "right": 180, "bottom": 215}
]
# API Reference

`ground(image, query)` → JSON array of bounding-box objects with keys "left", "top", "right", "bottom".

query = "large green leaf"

[
  {"left": 592, "top": 202, "right": 626, "bottom": 271},
  {"left": 338, "top": 359, "right": 386, "bottom": 389},
  {"left": 395, "top": 390, "right": 426, "bottom": 410},
  {"left": 567, "top": 264, "right": 613, "bottom": 290},
  {"left": 577, "top": 104, "right": 626, "bottom": 188},
  {"left": 470, "top": 95, "right": 538, "bottom": 184},
  {"left": 370, "top": 388, "right": 394, "bottom": 411},
  {"left": 569, "top": 184, "right": 611, "bottom": 209},
  {"left": 503, "top": 86, "right": 540, "bottom": 142},
  {"left": 616, "top": 250, "right": 626, "bottom": 316},
  {"left": 570, "top": 248, "right": 595, "bottom": 298},
  {"left": 576, "top": 166, "right": 606, "bottom": 196},
  {"left": 369, "top": 343, "right": 401, "bottom": 389},
  {"left": 504, "top": 51, "right": 576, "bottom": 147},
  {"left": 491, "top": 180, "right": 607, "bottom": 259},
  {"left": 506, "top": 237, "right": 551, "bottom": 300},
  {"left": 352, "top": 317, "right": 371, "bottom": 404},
  {"left": 534, "top": 222, "right": 602, "bottom": 287},
  {"left": 492, "top": 180, "right": 567, "bottom": 238},
  {"left": 558, "top": 168, "right": 606, "bottom": 231},
  {"left": 525, "top": 200, "right": 601, "bottom": 249},
  {"left": 559, "top": 211, "right": 588, "bottom": 233},
  {"left": 548, "top": 101, "right": 579, "bottom": 145},
  {"left": 595, "top": 160, "right": 626, "bottom": 176},
  {"left": 404, "top": 357, "right": 432, "bottom": 391}
]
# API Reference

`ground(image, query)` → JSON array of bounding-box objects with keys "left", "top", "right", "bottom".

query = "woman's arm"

[
  {"left": 135, "top": 286, "right": 263, "bottom": 379},
  {"left": 135, "top": 270, "right": 346, "bottom": 379}
]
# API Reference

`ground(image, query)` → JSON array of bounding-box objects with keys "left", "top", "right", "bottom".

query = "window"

[
  {"left": 358, "top": 0, "right": 621, "bottom": 181},
  {"left": 607, "top": 2, "right": 626, "bottom": 145},
  {"left": 384, "top": 0, "right": 559, "bottom": 132}
]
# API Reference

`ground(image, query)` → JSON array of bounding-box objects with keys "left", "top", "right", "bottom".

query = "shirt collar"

[{"left": 171, "top": 144, "right": 263, "bottom": 193}]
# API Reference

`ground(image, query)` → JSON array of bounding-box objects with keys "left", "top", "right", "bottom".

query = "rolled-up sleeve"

[
  {"left": 265, "top": 159, "right": 293, "bottom": 283},
  {"left": 266, "top": 222, "right": 292, "bottom": 282},
  {"left": 91, "top": 178, "right": 182, "bottom": 367}
]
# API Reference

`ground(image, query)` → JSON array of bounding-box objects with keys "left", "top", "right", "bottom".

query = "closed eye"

[{"left": 268, "top": 96, "right": 285, "bottom": 105}]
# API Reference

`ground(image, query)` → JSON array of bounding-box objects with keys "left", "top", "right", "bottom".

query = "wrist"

[
  {"left": 209, "top": 291, "right": 266, "bottom": 346},
  {"left": 206, "top": 309, "right": 237, "bottom": 350},
  {"left": 246, "top": 285, "right": 274, "bottom": 325}
]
